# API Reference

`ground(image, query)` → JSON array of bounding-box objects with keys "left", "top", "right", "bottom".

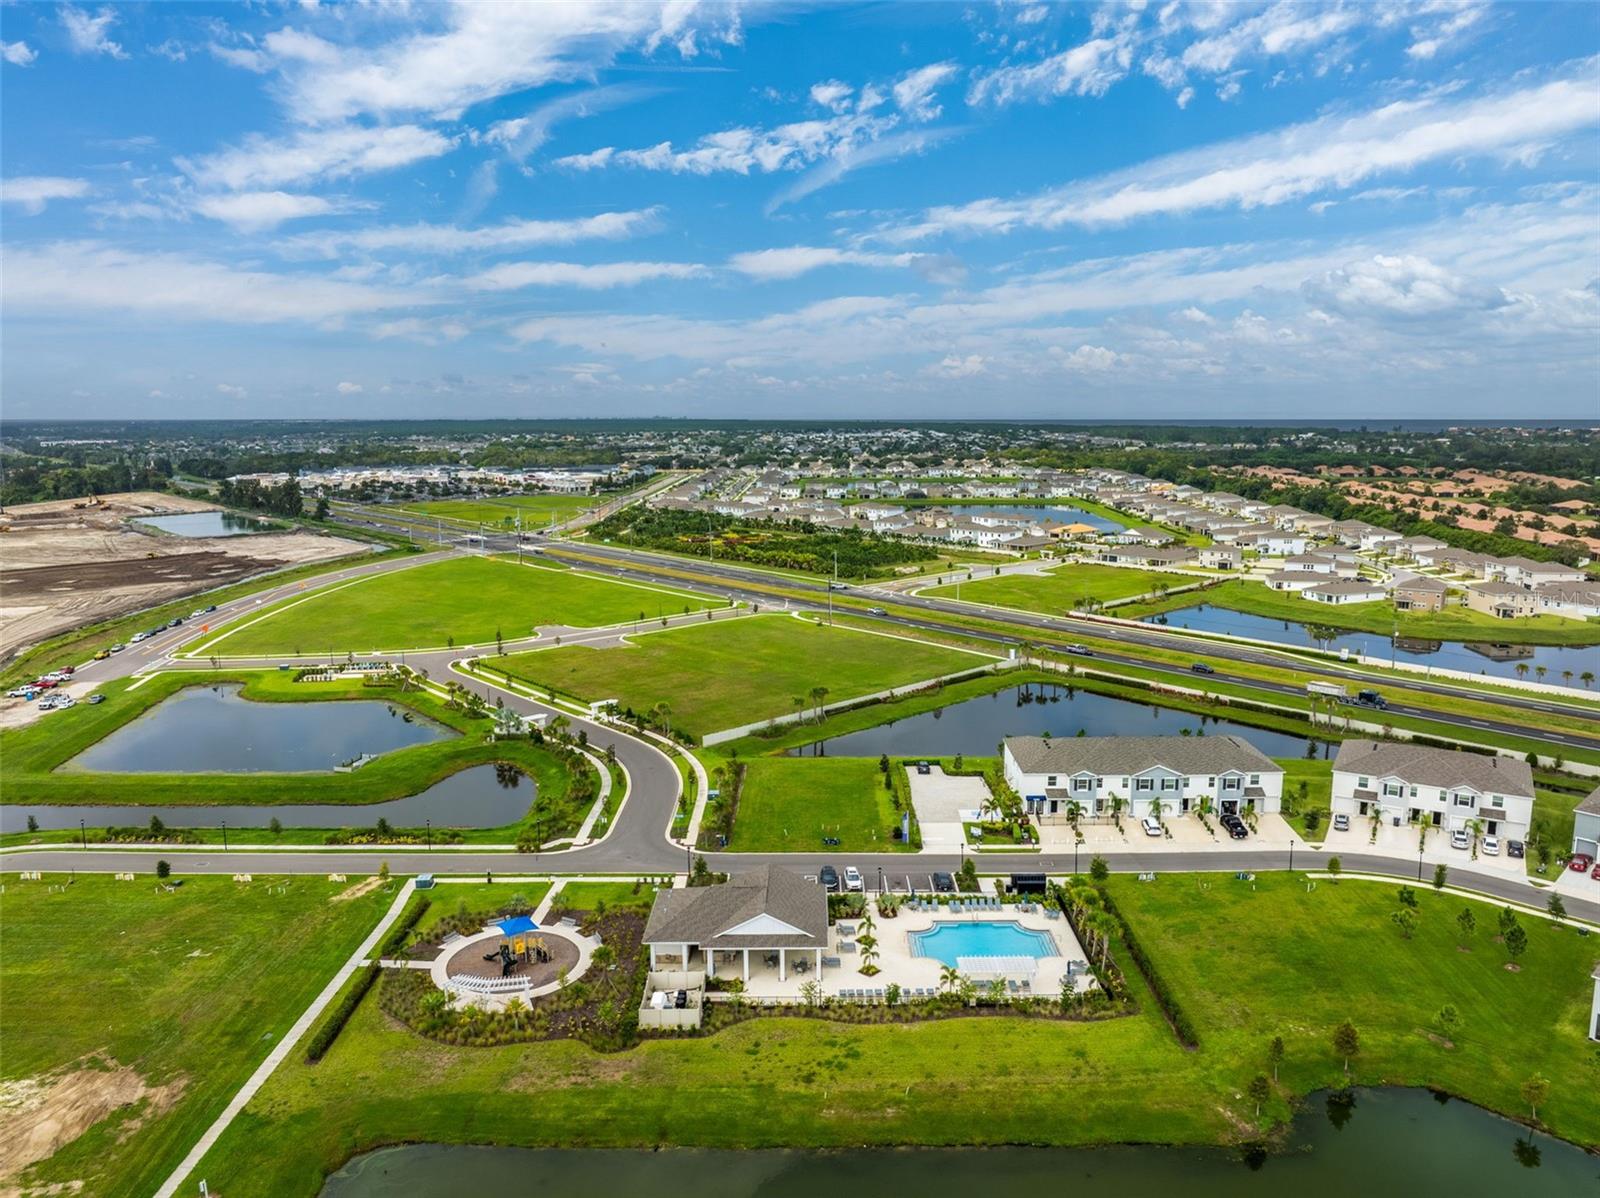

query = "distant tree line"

[
  {"left": 1, "top": 455, "right": 172, "bottom": 507},
  {"left": 218, "top": 476, "right": 304, "bottom": 517}
]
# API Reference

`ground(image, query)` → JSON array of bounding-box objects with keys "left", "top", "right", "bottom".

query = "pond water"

[
  {"left": 1149, "top": 603, "right": 1599, "bottom": 688},
  {"left": 0, "top": 763, "right": 535, "bottom": 832},
  {"left": 792, "top": 683, "right": 1328, "bottom": 759},
  {"left": 67, "top": 684, "right": 451, "bottom": 773},
  {"left": 954, "top": 502, "right": 1128, "bottom": 533},
  {"left": 133, "top": 511, "right": 280, "bottom": 537},
  {"left": 319, "top": 1088, "right": 1593, "bottom": 1197}
]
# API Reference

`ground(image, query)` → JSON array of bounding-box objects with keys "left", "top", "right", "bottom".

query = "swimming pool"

[{"left": 908, "top": 920, "right": 1058, "bottom": 967}]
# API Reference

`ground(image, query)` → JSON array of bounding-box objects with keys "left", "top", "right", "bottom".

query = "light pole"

[
  {"left": 79, "top": 819, "right": 86, "bottom": 850},
  {"left": 221, "top": 821, "right": 228, "bottom": 851},
  {"left": 1288, "top": 838, "right": 1294, "bottom": 873},
  {"left": 426, "top": 819, "right": 432, "bottom": 851},
  {"left": 1417, "top": 837, "right": 1424, "bottom": 881}
]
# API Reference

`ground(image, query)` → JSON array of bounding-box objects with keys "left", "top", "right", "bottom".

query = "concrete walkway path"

[{"left": 155, "top": 878, "right": 417, "bottom": 1198}]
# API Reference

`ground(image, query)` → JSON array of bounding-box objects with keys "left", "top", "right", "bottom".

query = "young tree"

[
  {"left": 1432, "top": 862, "right": 1448, "bottom": 891},
  {"left": 1396, "top": 885, "right": 1418, "bottom": 909},
  {"left": 1456, "top": 906, "right": 1477, "bottom": 947},
  {"left": 1327, "top": 856, "right": 1342, "bottom": 883},
  {"left": 1089, "top": 854, "right": 1109, "bottom": 883},
  {"left": 1497, "top": 905, "right": 1520, "bottom": 939},
  {"left": 155, "top": 859, "right": 171, "bottom": 880},
  {"left": 1503, "top": 922, "right": 1528, "bottom": 965},
  {"left": 1268, "top": 1035, "right": 1285, "bottom": 1081},
  {"left": 1391, "top": 907, "right": 1419, "bottom": 939},
  {"left": 1435, "top": 1003, "right": 1460, "bottom": 1038},
  {"left": 1247, "top": 1073, "right": 1271, "bottom": 1117},
  {"left": 1333, "top": 1020, "right": 1360, "bottom": 1073},
  {"left": 1520, "top": 1074, "right": 1550, "bottom": 1123},
  {"left": 1547, "top": 892, "right": 1567, "bottom": 921}
]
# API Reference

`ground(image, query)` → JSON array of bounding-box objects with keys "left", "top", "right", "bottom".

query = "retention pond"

[
  {"left": 792, "top": 683, "right": 1329, "bottom": 759},
  {"left": 319, "top": 1088, "right": 1591, "bottom": 1197}
]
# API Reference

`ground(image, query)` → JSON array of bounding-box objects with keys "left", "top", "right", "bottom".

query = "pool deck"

[{"left": 714, "top": 895, "right": 1094, "bottom": 1003}]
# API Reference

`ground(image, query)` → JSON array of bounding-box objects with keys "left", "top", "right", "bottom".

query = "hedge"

[
  {"left": 377, "top": 892, "right": 432, "bottom": 958},
  {"left": 304, "top": 962, "right": 381, "bottom": 1064},
  {"left": 1096, "top": 885, "right": 1201, "bottom": 1049}
]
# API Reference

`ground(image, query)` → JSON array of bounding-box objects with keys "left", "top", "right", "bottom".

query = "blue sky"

[{"left": 2, "top": 1, "right": 1597, "bottom": 420}]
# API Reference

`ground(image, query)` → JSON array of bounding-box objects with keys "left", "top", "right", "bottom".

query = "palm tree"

[
  {"left": 590, "top": 944, "right": 617, "bottom": 993},
  {"left": 1582, "top": 671, "right": 1595, "bottom": 689},
  {"left": 649, "top": 700, "right": 672, "bottom": 733},
  {"left": 810, "top": 685, "right": 830, "bottom": 722},
  {"left": 938, "top": 964, "right": 962, "bottom": 993},
  {"left": 792, "top": 695, "right": 807, "bottom": 723},
  {"left": 503, "top": 995, "right": 528, "bottom": 1030}
]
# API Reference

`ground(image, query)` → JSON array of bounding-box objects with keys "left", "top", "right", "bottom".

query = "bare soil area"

[
  {"left": 0, "top": 491, "right": 366, "bottom": 659},
  {"left": 0, "top": 1055, "right": 185, "bottom": 1197}
]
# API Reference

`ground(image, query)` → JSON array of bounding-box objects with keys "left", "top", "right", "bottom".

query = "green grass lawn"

[
  {"left": 0, "top": 872, "right": 392, "bottom": 1198},
  {"left": 176, "top": 874, "right": 1599, "bottom": 1198},
  {"left": 497, "top": 614, "right": 993, "bottom": 739},
  {"left": 191, "top": 556, "right": 720, "bottom": 654},
  {"left": 1125, "top": 578, "right": 1600, "bottom": 646},
  {"left": 923, "top": 562, "right": 1195, "bottom": 612},
  {"left": 394, "top": 494, "right": 595, "bottom": 528},
  {"left": 1278, "top": 757, "right": 1333, "bottom": 838},
  {"left": 728, "top": 757, "right": 907, "bottom": 852}
]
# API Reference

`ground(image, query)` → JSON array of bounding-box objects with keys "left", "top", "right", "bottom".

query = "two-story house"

[
  {"left": 1002, "top": 735, "right": 1284, "bottom": 823},
  {"left": 1330, "top": 740, "right": 1534, "bottom": 843}
]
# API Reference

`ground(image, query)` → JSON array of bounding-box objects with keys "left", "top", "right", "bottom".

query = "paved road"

[{"left": 334, "top": 506, "right": 1600, "bottom": 748}]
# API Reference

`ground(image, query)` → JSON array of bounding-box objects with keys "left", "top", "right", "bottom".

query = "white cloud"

[
  {"left": 2, "top": 40, "right": 38, "bottom": 66},
  {"left": 336, "top": 381, "right": 364, "bottom": 394},
  {"left": 263, "top": 1, "right": 747, "bottom": 123},
  {"left": 968, "top": 35, "right": 1133, "bottom": 105},
  {"left": 768, "top": 126, "right": 961, "bottom": 212},
  {"left": 210, "top": 41, "right": 272, "bottom": 73},
  {"left": 883, "top": 65, "right": 1600, "bottom": 240},
  {"left": 930, "top": 353, "right": 986, "bottom": 377},
  {"left": 478, "top": 84, "right": 652, "bottom": 163},
  {"left": 179, "top": 124, "right": 455, "bottom": 191},
  {"left": 1054, "top": 344, "right": 1123, "bottom": 371},
  {"left": 191, "top": 191, "right": 346, "bottom": 232},
  {"left": 1, "top": 176, "right": 90, "bottom": 214},
  {"left": 2, "top": 242, "right": 432, "bottom": 325},
  {"left": 727, "top": 246, "right": 929, "bottom": 279},
  {"left": 463, "top": 260, "right": 707, "bottom": 291},
  {"left": 279, "top": 208, "right": 660, "bottom": 257},
  {"left": 809, "top": 80, "right": 854, "bottom": 112},
  {"left": 216, "top": 383, "right": 247, "bottom": 398},
  {"left": 369, "top": 317, "right": 470, "bottom": 344},
  {"left": 892, "top": 61, "right": 959, "bottom": 121},
  {"left": 1303, "top": 253, "right": 1510, "bottom": 319},
  {"left": 60, "top": 6, "right": 126, "bottom": 59}
]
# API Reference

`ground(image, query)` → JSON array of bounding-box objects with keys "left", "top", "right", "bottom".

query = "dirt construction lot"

[{"left": 0, "top": 491, "right": 367, "bottom": 661}]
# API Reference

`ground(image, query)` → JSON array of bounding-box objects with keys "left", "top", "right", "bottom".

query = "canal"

[
  {"left": 319, "top": 1088, "right": 1593, "bottom": 1197},
  {"left": 1148, "top": 603, "right": 1599, "bottom": 688}
]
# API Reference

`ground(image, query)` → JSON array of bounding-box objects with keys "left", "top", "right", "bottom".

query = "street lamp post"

[
  {"left": 426, "top": 819, "right": 432, "bottom": 851},
  {"left": 79, "top": 819, "right": 86, "bottom": 850},
  {"left": 221, "top": 821, "right": 228, "bottom": 851},
  {"left": 1288, "top": 838, "right": 1294, "bottom": 873},
  {"left": 1417, "top": 838, "right": 1424, "bottom": 881}
]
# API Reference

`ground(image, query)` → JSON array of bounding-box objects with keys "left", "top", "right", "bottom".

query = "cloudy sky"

[{"left": 2, "top": 1, "right": 1597, "bottom": 420}]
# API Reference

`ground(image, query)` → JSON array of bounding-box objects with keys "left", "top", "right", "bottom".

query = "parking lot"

[
  {"left": 906, "top": 764, "right": 993, "bottom": 852},
  {"left": 1039, "top": 812, "right": 1297, "bottom": 853},
  {"left": 1317, "top": 820, "right": 1529, "bottom": 878}
]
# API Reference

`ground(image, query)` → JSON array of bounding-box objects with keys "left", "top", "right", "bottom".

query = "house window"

[
  {"left": 1046, "top": 776, "right": 1057, "bottom": 787},
  {"left": 1073, "top": 777, "right": 1095, "bottom": 792},
  {"left": 1136, "top": 778, "right": 1154, "bottom": 792},
  {"left": 1452, "top": 792, "right": 1475, "bottom": 808},
  {"left": 1161, "top": 778, "right": 1179, "bottom": 791},
  {"left": 1383, "top": 783, "right": 1402, "bottom": 797},
  {"left": 1222, "top": 777, "right": 1241, "bottom": 791},
  {"left": 1409, "top": 785, "right": 1418, "bottom": 798},
  {"left": 1358, "top": 776, "right": 1369, "bottom": 788},
  {"left": 1249, "top": 774, "right": 1260, "bottom": 786},
  {"left": 1207, "top": 777, "right": 1216, "bottom": 787}
]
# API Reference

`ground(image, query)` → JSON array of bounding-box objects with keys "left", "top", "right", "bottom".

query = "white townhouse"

[
  {"left": 1301, "top": 580, "right": 1389, "bottom": 605},
  {"left": 1003, "top": 734, "right": 1284, "bottom": 824},
  {"left": 1331, "top": 740, "right": 1535, "bottom": 843},
  {"left": 1236, "top": 530, "right": 1309, "bottom": 557}
]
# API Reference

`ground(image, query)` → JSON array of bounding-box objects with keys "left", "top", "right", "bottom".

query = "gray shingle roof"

[
  {"left": 643, "top": 865, "right": 828, "bottom": 950},
  {"left": 1005, "top": 734, "right": 1279, "bottom": 778},
  {"left": 1576, "top": 785, "right": 1600, "bottom": 817},
  {"left": 1332, "top": 739, "right": 1534, "bottom": 797}
]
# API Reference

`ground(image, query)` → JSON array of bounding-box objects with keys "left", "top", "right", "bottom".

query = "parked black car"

[
  {"left": 819, "top": 865, "right": 840, "bottom": 893},
  {"left": 932, "top": 871, "right": 956, "bottom": 893},
  {"left": 1190, "top": 662, "right": 1215, "bottom": 675},
  {"left": 1507, "top": 839, "right": 1525, "bottom": 859},
  {"left": 1220, "top": 814, "right": 1248, "bottom": 839},
  {"left": 916, "top": 761, "right": 931, "bottom": 775}
]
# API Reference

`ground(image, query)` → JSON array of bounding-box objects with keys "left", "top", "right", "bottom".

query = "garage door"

[{"left": 1576, "top": 836, "right": 1600, "bottom": 858}]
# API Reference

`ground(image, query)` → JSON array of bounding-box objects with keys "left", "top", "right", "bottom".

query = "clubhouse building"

[
  {"left": 643, "top": 864, "right": 829, "bottom": 984},
  {"left": 1002, "top": 734, "right": 1284, "bottom": 824},
  {"left": 1330, "top": 740, "right": 1535, "bottom": 843}
]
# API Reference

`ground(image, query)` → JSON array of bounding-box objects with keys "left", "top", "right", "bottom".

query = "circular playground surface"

[{"left": 443, "top": 929, "right": 579, "bottom": 989}]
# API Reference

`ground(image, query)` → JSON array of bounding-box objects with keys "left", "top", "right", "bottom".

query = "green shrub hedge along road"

[
  {"left": 189, "top": 556, "right": 720, "bottom": 655},
  {"left": 498, "top": 614, "right": 994, "bottom": 741},
  {"left": 922, "top": 563, "right": 1195, "bottom": 611},
  {"left": 727, "top": 757, "right": 911, "bottom": 853},
  {"left": 169, "top": 874, "right": 1596, "bottom": 1198},
  {"left": 0, "top": 671, "right": 596, "bottom": 846},
  {"left": 393, "top": 494, "right": 595, "bottom": 529},
  {"left": 1123, "top": 577, "right": 1600, "bottom": 646},
  {"left": 0, "top": 873, "right": 393, "bottom": 1198}
]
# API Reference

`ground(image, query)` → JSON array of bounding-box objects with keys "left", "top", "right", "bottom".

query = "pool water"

[{"left": 909, "top": 920, "right": 1058, "bottom": 967}]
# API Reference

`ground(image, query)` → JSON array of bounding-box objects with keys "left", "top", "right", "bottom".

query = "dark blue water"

[
  {"left": 793, "top": 684, "right": 1327, "bottom": 759},
  {"left": 1148, "top": 604, "right": 1599, "bottom": 688},
  {"left": 134, "top": 511, "right": 279, "bottom": 537},
  {"left": 319, "top": 1089, "right": 1594, "bottom": 1197},
  {"left": 68, "top": 684, "right": 451, "bottom": 773},
  {"left": 1, "top": 763, "right": 535, "bottom": 832}
]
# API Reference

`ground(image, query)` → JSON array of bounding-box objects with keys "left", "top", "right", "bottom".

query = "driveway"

[
  {"left": 908, "top": 766, "right": 992, "bottom": 852},
  {"left": 1317, "top": 820, "right": 1528, "bottom": 879},
  {"left": 1041, "top": 812, "right": 1297, "bottom": 854}
]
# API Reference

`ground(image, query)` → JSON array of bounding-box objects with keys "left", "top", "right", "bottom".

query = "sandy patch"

[
  {"left": 332, "top": 876, "right": 386, "bottom": 903},
  {"left": 0, "top": 1056, "right": 185, "bottom": 1194}
]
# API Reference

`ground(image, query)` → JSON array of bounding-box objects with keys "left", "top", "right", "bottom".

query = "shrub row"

[
  {"left": 377, "top": 893, "right": 432, "bottom": 958},
  {"left": 1095, "top": 886, "right": 1200, "bottom": 1049},
  {"left": 304, "top": 962, "right": 381, "bottom": 1064}
]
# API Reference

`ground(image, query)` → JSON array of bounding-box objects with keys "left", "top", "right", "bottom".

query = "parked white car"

[
  {"left": 1450, "top": 828, "right": 1471, "bottom": 850},
  {"left": 843, "top": 865, "right": 864, "bottom": 892},
  {"left": 1141, "top": 816, "right": 1163, "bottom": 837},
  {"left": 1481, "top": 836, "right": 1500, "bottom": 857}
]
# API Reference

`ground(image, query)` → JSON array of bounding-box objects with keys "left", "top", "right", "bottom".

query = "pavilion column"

[
  {"left": 682, "top": 942, "right": 690, "bottom": 971},
  {"left": 742, "top": 949, "right": 749, "bottom": 983},
  {"left": 816, "top": 948, "right": 822, "bottom": 977},
  {"left": 779, "top": 948, "right": 786, "bottom": 982},
  {"left": 705, "top": 948, "right": 714, "bottom": 979},
  {"left": 649, "top": 945, "right": 658, "bottom": 969}
]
